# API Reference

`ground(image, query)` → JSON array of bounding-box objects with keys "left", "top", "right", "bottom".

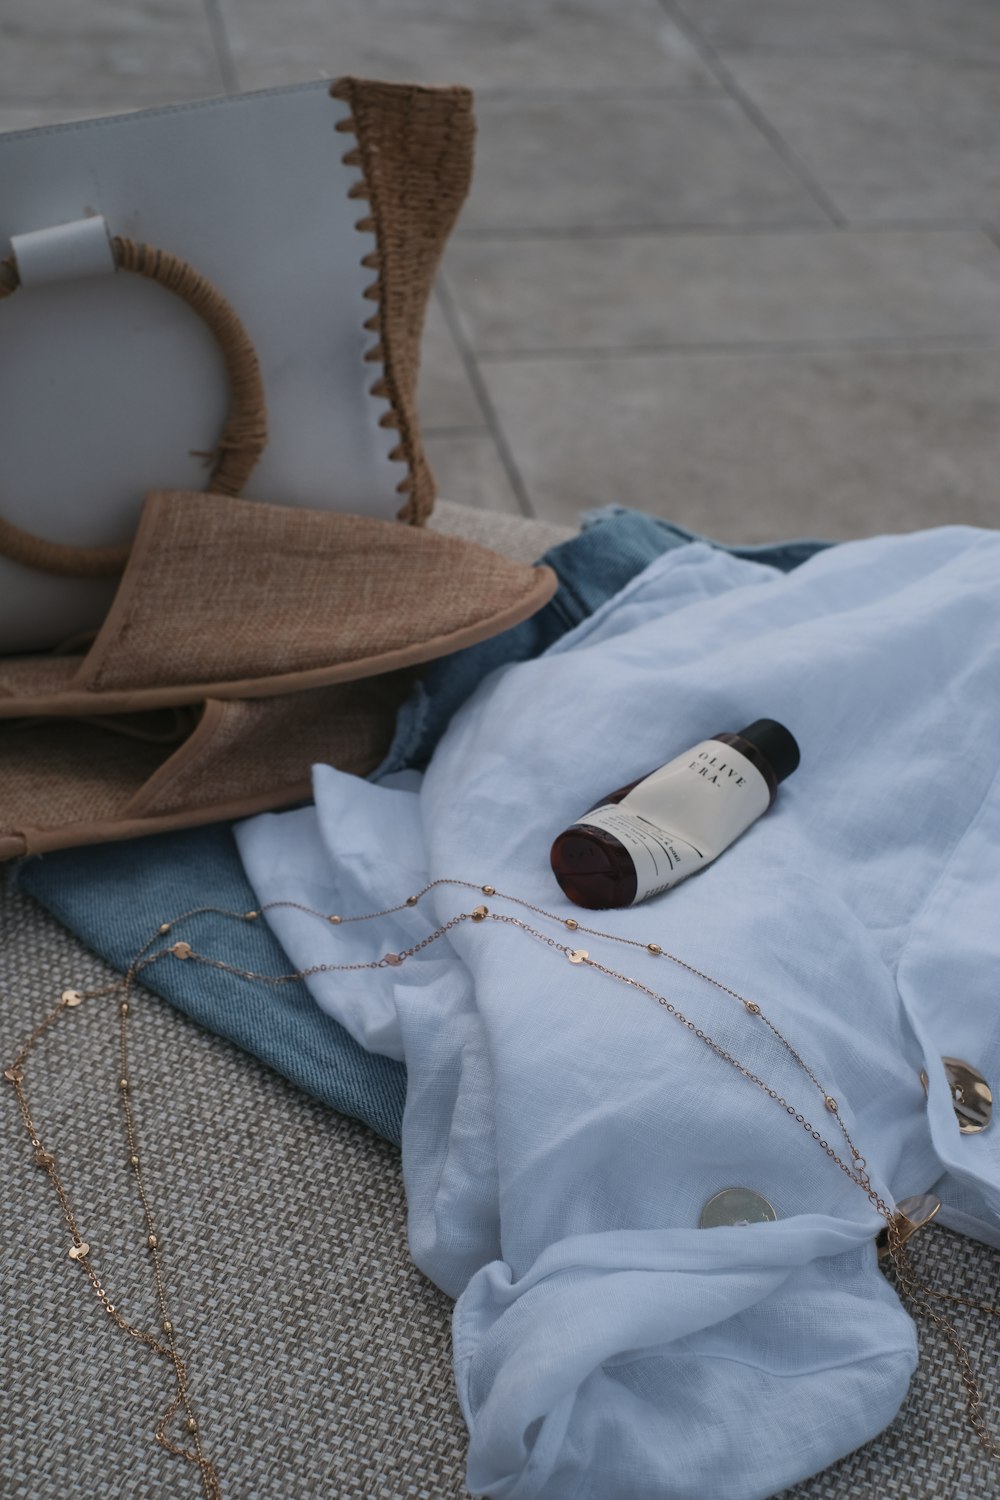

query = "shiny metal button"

[
  {"left": 919, "top": 1058, "right": 992, "bottom": 1134},
  {"left": 699, "top": 1187, "right": 777, "bottom": 1229},
  {"left": 876, "top": 1193, "right": 941, "bottom": 1260},
  {"left": 943, "top": 1057, "right": 992, "bottom": 1134}
]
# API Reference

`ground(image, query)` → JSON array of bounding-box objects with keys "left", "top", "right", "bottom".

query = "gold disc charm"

[
  {"left": 876, "top": 1194, "right": 941, "bottom": 1259},
  {"left": 171, "top": 942, "right": 193, "bottom": 960},
  {"left": 62, "top": 989, "right": 84, "bottom": 1007},
  {"left": 471, "top": 906, "right": 489, "bottom": 921},
  {"left": 68, "top": 1242, "right": 90, "bottom": 1260},
  {"left": 567, "top": 949, "right": 589, "bottom": 964}
]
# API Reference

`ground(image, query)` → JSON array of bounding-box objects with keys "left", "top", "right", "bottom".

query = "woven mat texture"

[{"left": 2, "top": 880, "right": 999, "bottom": 1500}]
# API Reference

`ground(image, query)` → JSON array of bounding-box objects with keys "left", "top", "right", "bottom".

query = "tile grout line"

[
  {"left": 423, "top": 425, "right": 495, "bottom": 438},
  {"left": 452, "top": 220, "right": 1000, "bottom": 243},
  {"left": 470, "top": 334, "right": 1000, "bottom": 364},
  {"left": 432, "top": 277, "right": 537, "bottom": 520},
  {"left": 203, "top": 0, "right": 241, "bottom": 95},
  {"left": 655, "top": 44, "right": 1000, "bottom": 65},
  {"left": 656, "top": 0, "right": 849, "bottom": 227}
]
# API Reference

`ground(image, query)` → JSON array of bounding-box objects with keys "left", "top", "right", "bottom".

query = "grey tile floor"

[{"left": 4, "top": 0, "right": 1000, "bottom": 540}]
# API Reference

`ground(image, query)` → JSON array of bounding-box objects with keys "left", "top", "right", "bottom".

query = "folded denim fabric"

[
  {"left": 13, "top": 822, "right": 408, "bottom": 1144},
  {"left": 14, "top": 512, "right": 827, "bottom": 1144}
]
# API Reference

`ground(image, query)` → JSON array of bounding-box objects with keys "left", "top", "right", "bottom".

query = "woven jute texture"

[
  {"left": 0, "top": 237, "right": 267, "bottom": 579},
  {"left": 0, "top": 492, "right": 556, "bottom": 859},
  {"left": 0, "top": 493, "right": 553, "bottom": 702},
  {"left": 2, "top": 879, "right": 999, "bottom": 1500},
  {"left": 330, "top": 77, "right": 475, "bottom": 525}
]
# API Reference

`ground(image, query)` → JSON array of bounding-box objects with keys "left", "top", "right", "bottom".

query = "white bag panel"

[{"left": 0, "top": 83, "right": 404, "bottom": 652}]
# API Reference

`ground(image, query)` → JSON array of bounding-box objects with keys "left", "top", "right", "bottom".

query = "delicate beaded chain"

[
  {"left": 6, "top": 876, "right": 1000, "bottom": 1490},
  {"left": 5, "top": 955, "right": 222, "bottom": 1498},
  {"left": 251, "top": 878, "right": 1000, "bottom": 1463}
]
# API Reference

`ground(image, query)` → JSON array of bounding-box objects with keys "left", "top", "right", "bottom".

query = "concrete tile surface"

[
  {"left": 728, "top": 54, "right": 1000, "bottom": 224},
  {"left": 222, "top": 0, "right": 717, "bottom": 93},
  {"left": 678, "top": 0, "right": 1000, "bottom": 61},
  {"left": 462, "top": 95, "right": 830, "bottom": 234},
  {"left": 0, "top": 106, "right": 120, "bottom": 132},
  {"left": 3, "top": 1, "right": 1000, "bottom": 536},
  {"left": 479, "top": 348, "right": 1000, "bottom": 538},
  {"left": 444, "top": 229, "right": 1000, "bottom": 353},
  {"left": 0, "top": 0, "right": 224, "bottom": 104}
]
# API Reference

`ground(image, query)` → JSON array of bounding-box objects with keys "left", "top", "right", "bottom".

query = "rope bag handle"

[{"left": 0, "top": 236, "right": 268, "bottom": 578}]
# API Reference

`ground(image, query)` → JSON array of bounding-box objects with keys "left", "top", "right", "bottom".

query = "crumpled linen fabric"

[
  {"left": 14, "top": 511, "right": 826, "bottom": 1147},
  {"left": 236, "top": 527, "right": 1000, "bottom": 1500}
]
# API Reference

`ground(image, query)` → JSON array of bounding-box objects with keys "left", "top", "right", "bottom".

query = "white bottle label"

[{"left": 578, "top": 740, "right": 771, "bottom": 904}]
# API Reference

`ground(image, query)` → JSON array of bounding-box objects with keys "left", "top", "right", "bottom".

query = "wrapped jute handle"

[{"left": 0, "top": 236, "right": 268, "bottom": 578}]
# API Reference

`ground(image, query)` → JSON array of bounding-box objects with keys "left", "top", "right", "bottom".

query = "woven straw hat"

[{"left": 0, "top": 489, "right": 556, "bottom": 859}]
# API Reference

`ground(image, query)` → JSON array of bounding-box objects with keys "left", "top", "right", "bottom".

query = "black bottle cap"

[{"left": 735, "top": 719, "right": 800, "bottom": 784}]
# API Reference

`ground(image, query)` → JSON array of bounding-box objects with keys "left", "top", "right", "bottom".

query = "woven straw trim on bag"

[
  {"left": 0, "top": 237, "right": 267, "bottom": 577},
  {"left": 330, "top": 77, "right": 475, "bottom": 525}
]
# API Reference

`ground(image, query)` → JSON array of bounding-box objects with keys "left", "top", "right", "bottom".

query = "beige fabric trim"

[{"left": 10, "top": 779, "right": 314, "bottom": 859}]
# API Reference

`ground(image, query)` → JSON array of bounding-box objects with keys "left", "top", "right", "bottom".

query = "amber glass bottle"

[{"left": 550, "top": 718, "right": 799, "bottom": 910}]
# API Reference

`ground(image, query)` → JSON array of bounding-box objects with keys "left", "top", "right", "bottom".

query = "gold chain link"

[
  {"left": 5, "top": 875, "right": 999, "bottom": 1488},
  {"left": 5, "top": 972, "right": 222, "bottom": 1496}
]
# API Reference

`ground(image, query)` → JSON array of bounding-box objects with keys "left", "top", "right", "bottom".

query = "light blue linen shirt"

[{"left": 236, "top": 526, "right": 1000, "bottom": 1499}]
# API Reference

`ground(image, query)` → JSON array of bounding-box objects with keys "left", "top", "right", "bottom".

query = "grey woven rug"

[{"left": 2, "top": 879, "right": 998, "bottom": 1499}]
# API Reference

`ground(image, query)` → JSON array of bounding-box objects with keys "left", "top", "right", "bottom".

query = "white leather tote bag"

[{"left": 0, "top": 77, "right": 474, "bottom": 651}]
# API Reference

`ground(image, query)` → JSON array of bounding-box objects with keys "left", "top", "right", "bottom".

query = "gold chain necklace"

[
  {"left": 5, "top": 949, "right": 223, "bottom": 1500},
  {"left": 6, "top": 877, "right": 1000, "bottom": 1494}
]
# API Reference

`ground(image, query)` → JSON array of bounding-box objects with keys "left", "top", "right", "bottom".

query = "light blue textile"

[
  {"left": 15, "top": 510, "right": 826, "bottom": 1146},
  {"left": 237, "top": 527, "right": 1000, "bottom": 1500}
]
